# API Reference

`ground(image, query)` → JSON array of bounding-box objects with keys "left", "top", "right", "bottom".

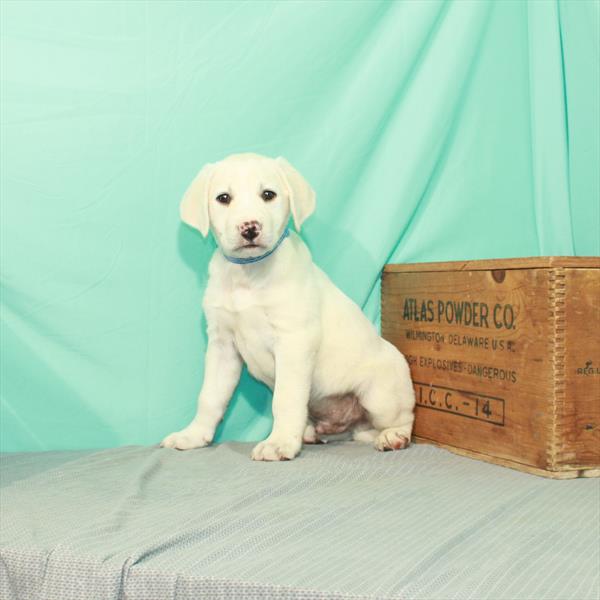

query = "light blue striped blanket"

[{"left": 1, "top": 442, "right": 598, "bottom": 600}]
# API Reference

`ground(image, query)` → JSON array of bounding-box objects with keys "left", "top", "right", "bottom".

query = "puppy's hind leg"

[
  {"left": 360, "top": 358, "right": 415, "bottom": 452},
  {"left": 352, "top": 423, "right": 378, "bottom": 443},
  {"left": 303, "top": 422, "right": 325, "bottom": 444}
]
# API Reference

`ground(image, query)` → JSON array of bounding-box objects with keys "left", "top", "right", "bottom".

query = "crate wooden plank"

[
  {"left": 384, "top": 256, "right": 600, "bottom": 273},
  {"left": 412, "top": 438, "right": 600, "bottom": 479},
  {"left": 560, "top": 268, "right": 600, "bottom": 469}
]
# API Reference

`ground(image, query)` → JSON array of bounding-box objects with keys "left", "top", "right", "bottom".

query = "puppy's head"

[{"left": 180, "top": 153, "right": 315, "bottom": 259}]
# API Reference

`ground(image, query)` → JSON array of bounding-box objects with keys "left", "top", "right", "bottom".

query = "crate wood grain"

[{"left": 382, "top": 257, "right": 600, "bottom": 478}]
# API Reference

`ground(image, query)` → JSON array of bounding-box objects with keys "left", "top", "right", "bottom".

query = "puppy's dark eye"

[
  {"left": 216, "top": 193, "right": 231, "bottom": 205},
  {"left": 262, "top": 190, "right": 277, "bottom": 201}
]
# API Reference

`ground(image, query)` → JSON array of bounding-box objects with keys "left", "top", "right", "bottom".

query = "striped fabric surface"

[{"left": 1, "top": 442, "right": 599, "bottom": 600}]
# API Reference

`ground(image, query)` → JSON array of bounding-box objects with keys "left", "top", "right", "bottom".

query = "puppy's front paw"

[
  {"left": 160, "top": 423, "right": 213, "bottom": 450},
  {"left": 251, "top": 436, "right": 301, "bottom": 461}
]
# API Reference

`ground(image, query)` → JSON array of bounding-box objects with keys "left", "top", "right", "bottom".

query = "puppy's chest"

[{"left": 219, "top": 287, "right": 277, "bottom": 384}]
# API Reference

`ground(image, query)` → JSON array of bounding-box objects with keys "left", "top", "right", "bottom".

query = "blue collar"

[{"left": 222, "top": 227, "right": 290, "bottom": 265}]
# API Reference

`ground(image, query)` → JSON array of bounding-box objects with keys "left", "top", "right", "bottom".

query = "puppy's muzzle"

[{"left": 240, "top": 221, "right": 262, "bottom": 242}]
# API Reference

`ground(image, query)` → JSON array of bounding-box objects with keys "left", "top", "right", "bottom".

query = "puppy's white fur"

[{"left": 161, "top": 153, "right": 415, "bottom": 461}]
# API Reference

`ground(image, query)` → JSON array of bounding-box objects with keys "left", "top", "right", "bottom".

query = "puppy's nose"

[
  {"left": 240, "top": 221, "right": 261, "bottom": 242},
  {"left": 241, "top": 226, "right": 259, "bottom": 241}
]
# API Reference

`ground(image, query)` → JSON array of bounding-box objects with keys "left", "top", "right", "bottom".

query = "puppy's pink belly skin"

[
  {"left": 314, "top": 421, "right": 351, "bottom": 435},
  {"left": 309, "top": 394, "right": 368, "bottom": 435}
]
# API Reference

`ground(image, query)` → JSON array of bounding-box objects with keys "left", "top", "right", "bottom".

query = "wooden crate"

[{"left": 382, "top": 257, "right": 600, "bottom": 478}]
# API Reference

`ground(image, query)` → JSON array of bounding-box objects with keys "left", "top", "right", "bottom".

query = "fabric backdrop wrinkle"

[
  {"left": 1, "top": 0, "right": 598, "bottom": 451},
  {"left": 359, "top": 1, "right": 494, "bottom": 318},
  {"left": 527, "top": 0, "right": 575, "bottom": 255}
]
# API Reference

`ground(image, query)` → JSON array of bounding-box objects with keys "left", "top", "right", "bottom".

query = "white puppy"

[{"left": 161, "top": 153, "right": 415, "bottom": 461}]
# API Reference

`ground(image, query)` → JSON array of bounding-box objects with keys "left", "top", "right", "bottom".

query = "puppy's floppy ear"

[
  {"left": 276, "top": 157, "right": 316, "bottom": 231},
  {"left": 179, "top": 163, "right": 215, "bottom": 237}
]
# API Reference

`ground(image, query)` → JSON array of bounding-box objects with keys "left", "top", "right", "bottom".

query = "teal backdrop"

[{"left": 1, "top": 0, "right": 599, "bottom": 452}]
